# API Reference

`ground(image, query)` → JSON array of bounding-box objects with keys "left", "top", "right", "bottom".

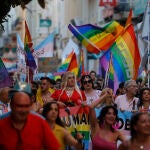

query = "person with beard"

[
  {"left": 36, "top": 77, "right": 55, "bottom": 107},
  {"left": 115, "top": 80, "right": 139, "bottom": 112}
]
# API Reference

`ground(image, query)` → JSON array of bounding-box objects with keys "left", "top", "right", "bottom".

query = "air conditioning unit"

[{"left": 70, "top": 17, "right": 84, "bottom": 26}]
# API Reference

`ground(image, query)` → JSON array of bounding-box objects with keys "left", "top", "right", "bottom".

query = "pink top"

[{"left": 92, "top": 133, "right": 117, "bottom": 150}]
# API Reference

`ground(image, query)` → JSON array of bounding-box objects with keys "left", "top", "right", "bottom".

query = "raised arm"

[
  {"left": 89, "top": 91, "right": 110, "bottom": 109},
  {"left": 88, "top": 91, "right": 112, "bottom": 136},
  {"left": 64, "top": 129, "right": 83, "bottom": 150}
]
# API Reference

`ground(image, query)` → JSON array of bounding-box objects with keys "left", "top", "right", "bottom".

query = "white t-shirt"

[
  {"left": 85, "top": 90, "right": 101, "bottom": 105},
  {"left": 115, "top": 94, "right": 139, "bottom": 111}
]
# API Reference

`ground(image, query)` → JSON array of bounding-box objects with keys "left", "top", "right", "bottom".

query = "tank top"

[{"left": 92, "top": 133, "right": 117, "bottom": 150}]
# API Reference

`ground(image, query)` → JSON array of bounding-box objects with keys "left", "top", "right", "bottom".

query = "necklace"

[
  {"left": 134, "top": 141, "right": 144, "bottom": 150},
  {"left": 66, "top": 88, "right": 74, "bottom": 98},
  {"left": 139, "top": 145, "right": 144, "bottom": 150}
]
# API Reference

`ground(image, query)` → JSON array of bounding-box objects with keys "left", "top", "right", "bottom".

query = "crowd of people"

[{"left": 0, "top": 70, "right": 150, "bottom": 150}]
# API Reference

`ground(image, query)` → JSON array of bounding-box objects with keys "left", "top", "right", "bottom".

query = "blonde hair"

[
  {"left": 58, "top": 71, "right": 83, "bottom": 101},
  {"left": 101, "top": 87, "right": 114, "bottom": 105},
  {"left": 101, "top": 87, "right": 112, "bottom": 95}
]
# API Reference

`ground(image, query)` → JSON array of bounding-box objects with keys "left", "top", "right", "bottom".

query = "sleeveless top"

[
  {"left": 92, "top": 133, "right": 117, "bottom": 150},
  {"left": 85, "top": 90, "right": 101, "bottom": 105},
  {"left": 53, "top": 124, "right": 66, "bottom": 150}
]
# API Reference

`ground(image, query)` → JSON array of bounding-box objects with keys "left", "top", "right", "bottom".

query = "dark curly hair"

[
  {"left": 42, "top": 101, "right": 64, "bottom": 127},
  {"left": 80, "top": 74, "right": 94, "bottom": 90},
  {"left": 138, "top": 87, "right": 150, "bottom": 107},
  {"left": 97, "top": 105, "right": 119, "bottom": 131}
]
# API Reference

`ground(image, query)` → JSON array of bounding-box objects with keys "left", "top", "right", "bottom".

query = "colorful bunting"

[{"left": 2, "top": 58, "right": 17, "bottom": 72}]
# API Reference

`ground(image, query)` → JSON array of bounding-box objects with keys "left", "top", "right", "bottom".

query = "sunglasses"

[{"left": 83, "top": 80, "right": 92, "bottom": 85}]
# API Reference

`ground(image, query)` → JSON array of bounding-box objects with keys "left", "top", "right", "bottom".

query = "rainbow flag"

[
  {"left": 24, "top": 21, "right": 33, "bottom": 50},
  {"left": 104, "top": 53, "right": 114, "bottom": 90},
  {"left": 67, "top": 52, "right": 78, "bottom": 76},
  {"left": 68, "top": 21, "right": 124, "bottom": 54},
  {"left": 0, "top": 58, "right": 12, "bottom": 88},
  {"left": 78, "top": 49, "right": 85, "bottom": 78},
  {"left": 100, "top": 24, "right": 141, "bottom": 89},
  {"left": 125, "top": 9, "right": 132, "bottom": 27},
  {"left": 57, "top": 50, "right": 74, "bottom": 72},
  {"left": 24, "top": 21, "right": 37, "bottom": 81},
  {"left": 24, "top": 45, "right": 37, "bottom": 70}
]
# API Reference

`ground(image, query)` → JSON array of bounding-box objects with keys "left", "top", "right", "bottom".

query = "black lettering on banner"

[
  {"left": 72, "top": 114, "right": 80, "bottom": 125},
  {"left": 80, "top": 113, "right": 87, "bottom": 124},
  {"left": 118, "top": 118, "right": 124, "bottom": 129},
  {"left": 61, "top": 113, "right": 89, "bottom": 127},
  {"left": 125, "top": 119, "right": 130, "bottom": 130}
]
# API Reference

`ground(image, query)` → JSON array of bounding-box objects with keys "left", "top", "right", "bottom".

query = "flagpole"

[
  {"left": 104, "top": 52, "right": 112, "bottom": 88},
  {"left": 27, "top": 66, "right": 29, "bottom": 83},
  {"left": 148, "top": 1, "right": 150, "bottom": 88}
]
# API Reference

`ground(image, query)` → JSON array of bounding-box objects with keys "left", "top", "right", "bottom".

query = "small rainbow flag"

[
  {"left": 68, "top": 21, "right": 124, "bottom": 54},
  {"left": 57, "top": 50, "right": 74, "bottom": 72},
  {"left": 104, "top": 52, "right": 114, "bottom": 90},
  {"left": 24, "top": 45, "right": 37, "bottom": 70},
  {"left": 24, "top": 21, "right": 33, "bottom": 50},
  {"left": 67, "top": 52, "right": 78, "bottom": 76},
  {"left": 78, "top": 49, "right": 85, "bottom": 78}
]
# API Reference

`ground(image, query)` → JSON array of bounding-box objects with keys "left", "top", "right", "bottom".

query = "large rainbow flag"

[
  {"left": 68, "top": 21, "right": 124, "bottom": 54},
  {"left": 100, "top": 24, "right": 141, "bottom": 90}
]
